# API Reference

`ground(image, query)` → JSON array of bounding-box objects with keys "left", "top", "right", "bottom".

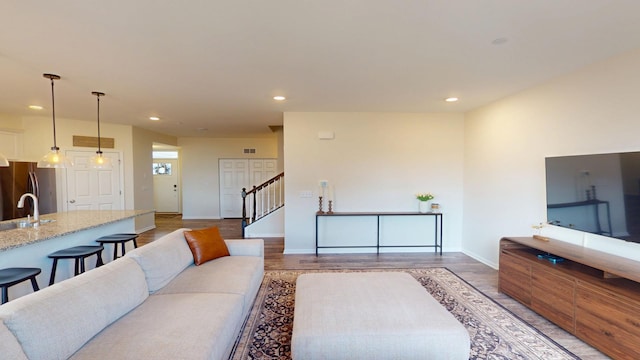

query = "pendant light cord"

[
  {"left": 92, "top": 91, "right": 105, "bottom": 155},
  {"left": 97, "top": 94, "right": 102, "bottom": 153},
  {"left": 50, "top": 77, "right": 58, "bottom": 150},
  {"left": 43, "top": 73, "right": 61, "bottom": 151},
  {"left": 39, "top": 73, "right": 69, "bottom": 168}
]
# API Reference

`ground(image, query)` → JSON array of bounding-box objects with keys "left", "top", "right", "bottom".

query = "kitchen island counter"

[
  {"left": 0, "top": 210, "right": 154, "bottom": 300},
  {"left": 0, "top": 210, "right": 154, "bottom": 251}
]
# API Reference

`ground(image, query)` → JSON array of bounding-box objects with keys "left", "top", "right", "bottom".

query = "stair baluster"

[{"left": 241, "top": 172, "right": 284, "bottom": 237}]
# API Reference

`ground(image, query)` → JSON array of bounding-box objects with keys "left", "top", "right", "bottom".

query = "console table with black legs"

[{"left": 315, "top": 212, "right": 443, "bottom": 256}]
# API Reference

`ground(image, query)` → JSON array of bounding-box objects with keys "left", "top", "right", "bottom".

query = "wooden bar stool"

[
  {"left": 0, "top": 267, "right": 41, "bottom": 304},
  {"left": 48, "top": 245, "right": 104, "bottom": 285},
  {"left": 95, "top": 233, "right": 139, "bottom": 260}
]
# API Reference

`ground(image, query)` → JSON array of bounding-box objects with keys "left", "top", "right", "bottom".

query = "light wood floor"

[{"left": 140, "top": 214, "right": 608, "bottom": 359}]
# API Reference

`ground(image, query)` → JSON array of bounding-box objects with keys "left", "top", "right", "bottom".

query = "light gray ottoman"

[{"left": 291, "top": 272, "right": 470, "bottom": 360}]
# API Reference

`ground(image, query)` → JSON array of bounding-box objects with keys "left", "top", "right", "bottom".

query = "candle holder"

[
  {"left": 430, "top": 203, "right": 440, "bottom": 213},
  {"left": 327, "top": 200, "right": 334, "bottom": 214},
  {"left": 316, "top": 196, "right": 325, "bottom": 214}
]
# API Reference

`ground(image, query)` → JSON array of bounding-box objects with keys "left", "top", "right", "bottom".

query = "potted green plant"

[{"left": 416, "top": 193, "right": 434, "bottom": 213}]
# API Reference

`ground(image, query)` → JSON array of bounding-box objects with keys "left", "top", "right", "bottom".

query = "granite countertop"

[{"left": 0, "top": 210, "right": 154, "bottom": 251}]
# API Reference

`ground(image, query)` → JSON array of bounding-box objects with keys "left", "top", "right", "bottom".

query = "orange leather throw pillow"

[{"left": 183, "top": 226, "right": 230, "bottom": 265}]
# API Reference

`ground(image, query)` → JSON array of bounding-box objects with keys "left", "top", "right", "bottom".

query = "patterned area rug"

[{"left": 230, "top": 268, "right": 578, "bottom": 360}]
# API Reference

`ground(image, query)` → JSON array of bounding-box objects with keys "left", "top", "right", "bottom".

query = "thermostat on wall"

[{"left": 317, "top": 131, "right": 335, "bottom": 140}]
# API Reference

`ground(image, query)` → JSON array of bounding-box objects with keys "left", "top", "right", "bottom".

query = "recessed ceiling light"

[
  {"left": 149, "top": 116, "right": 160, "bottom": 121},
  {"left": 273, "top": 96, "right": 286, "bottom": 101},
  {"left": 197, "top": 127, "right": 208, "bottom": 131},
  {"left": 28, "top": 105, "right": 43, "bottom": 110},
  {"left": 445, "top": 97, "right": 459, "bottom": 102}
]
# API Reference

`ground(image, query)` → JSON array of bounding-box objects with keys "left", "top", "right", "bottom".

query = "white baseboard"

[
  {"left": 462, "top": 249, "right": 498, "bottom": 270},
  {"left": 283, "top": 247, "right": 464, "bottom": 255},
  {"left": 283, "top": 248, "right": 316, "bottom": 255},
  {"left": 180, "top": 216, "right": 222, "bottom": 220},
  {"left": 244, "top": 232, "right": 284, "bottom": 238}
]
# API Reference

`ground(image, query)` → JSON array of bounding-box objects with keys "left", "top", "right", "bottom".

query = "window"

[{"left": 152, "top": 162, "right": 172, "bottom": 175}]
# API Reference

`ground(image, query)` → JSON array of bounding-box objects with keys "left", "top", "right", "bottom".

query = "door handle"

[{"left": 69, "top": 200, "right": 76, "bottom": 203}]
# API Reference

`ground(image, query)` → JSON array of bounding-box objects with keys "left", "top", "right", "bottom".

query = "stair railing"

[{"left": 242, "top": 172, "right": 284, "bottom": 236}]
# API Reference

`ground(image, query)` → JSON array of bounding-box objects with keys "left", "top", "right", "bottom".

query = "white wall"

[
  {"left": 276, "top": 128, "right": 284, "bottom": 173},
  {"left": 244, "top": 207, "right": 284, "bottom": 238},
  {"left": 0, "top": 114, "right": 22, "bottom": 129},
  {"left": 3, "top": 114, "right": 280, "bottom": 229},
  {"left": 131, "top": 126, "right": 178, "bottom": 231},
  {"left": 178, "top": 137, "right": 278, "bottom": 219},
  {"left": 464, "top": 48, "right": 640, "bottom": 268},
  {"left": 3, "top": 115, "right": 135, "bottom": 211},
  {"left": 0, "top": 115, "right": 178, "bottom": 233},
  {"left": 283, "top": 112, "right": 464, "bottom": 254}
]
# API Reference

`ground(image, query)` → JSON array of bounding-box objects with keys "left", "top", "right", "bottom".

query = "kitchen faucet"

[{"left": 17, "top": 193, "right": 39, "bottom": 225}]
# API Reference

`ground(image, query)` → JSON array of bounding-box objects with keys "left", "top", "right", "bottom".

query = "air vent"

[{"left": 243, "top": 148, "right": 256, "bottom": 154}]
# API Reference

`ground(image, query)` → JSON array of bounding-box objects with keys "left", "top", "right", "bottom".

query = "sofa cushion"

[
  {"left": 126, "top": 228, "right": 194, "bottom": 293},
  {"left": 70, "top": 293, "right": 244, "bottom": 360},
  {"left": 155, "top": 256, "right": 264, "bottom": 317},
  {"left": 0, "top": 321, "right": 28, "bottom": 360},
  {"left": 184, "top": 226, "right": 230, "bottom": 265},
  {"left": 0, "top": 257, "right": 148, "bottom": 360}
]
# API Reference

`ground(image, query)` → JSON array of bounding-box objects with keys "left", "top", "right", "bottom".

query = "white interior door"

[
  {"left": 65, "top": 150, "right": 123, "bottom": 211},
  {"left": 219, "top": 159, "right": 277, "bottom": 218},
  {"left": 250, "top": 159, "right": 278, "bottom": 212},
  {"left": 153, "top": 159, "right": 180, "bottom": 213},
  {"left": 249, "top": 159, "right": 277, "bottom": 185},
  {"left": 219, "top": 159, "right": 248, "bottom": 218}
]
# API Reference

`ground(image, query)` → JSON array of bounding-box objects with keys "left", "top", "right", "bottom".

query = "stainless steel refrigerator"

[{"left": 0, "top": 161, "right": 57, "bottom": 221}]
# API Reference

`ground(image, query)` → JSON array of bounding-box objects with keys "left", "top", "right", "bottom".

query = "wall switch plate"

[{"left": 299, "top": 190, "right": 313, "bottom": 198}]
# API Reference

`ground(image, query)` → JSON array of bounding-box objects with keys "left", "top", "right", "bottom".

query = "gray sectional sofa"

[{"left": 0, "top": 228, "right": 264, "bottom": 360}]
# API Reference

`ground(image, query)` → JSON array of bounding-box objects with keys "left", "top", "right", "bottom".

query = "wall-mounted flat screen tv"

[{"left": 545, "top": 151, "right": 640, "bottom": 243}]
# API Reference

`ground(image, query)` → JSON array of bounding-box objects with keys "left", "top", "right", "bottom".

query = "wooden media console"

[{"left": 499, "top": 236, "right": 640, "bottom": 359}]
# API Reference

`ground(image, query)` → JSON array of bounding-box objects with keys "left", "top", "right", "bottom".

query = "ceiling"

[{"left": 2, "top": 1, "right": 640, "bottom": 138}]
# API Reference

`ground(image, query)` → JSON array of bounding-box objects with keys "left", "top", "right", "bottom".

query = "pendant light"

[
  {"left": 38, "top": 73, "right": 73, "bottom": 168},
  {"left": 89, "top": 91, "right": 112, "bottom": 168}
]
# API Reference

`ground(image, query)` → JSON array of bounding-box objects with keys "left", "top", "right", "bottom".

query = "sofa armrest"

[{"left": 225, "top": 239, "right": 264, "bottom": 257}]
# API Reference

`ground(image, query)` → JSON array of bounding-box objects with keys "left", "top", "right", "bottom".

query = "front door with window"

[{"left": 153, "top": 159, "right": 180, "bottom": 213}]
